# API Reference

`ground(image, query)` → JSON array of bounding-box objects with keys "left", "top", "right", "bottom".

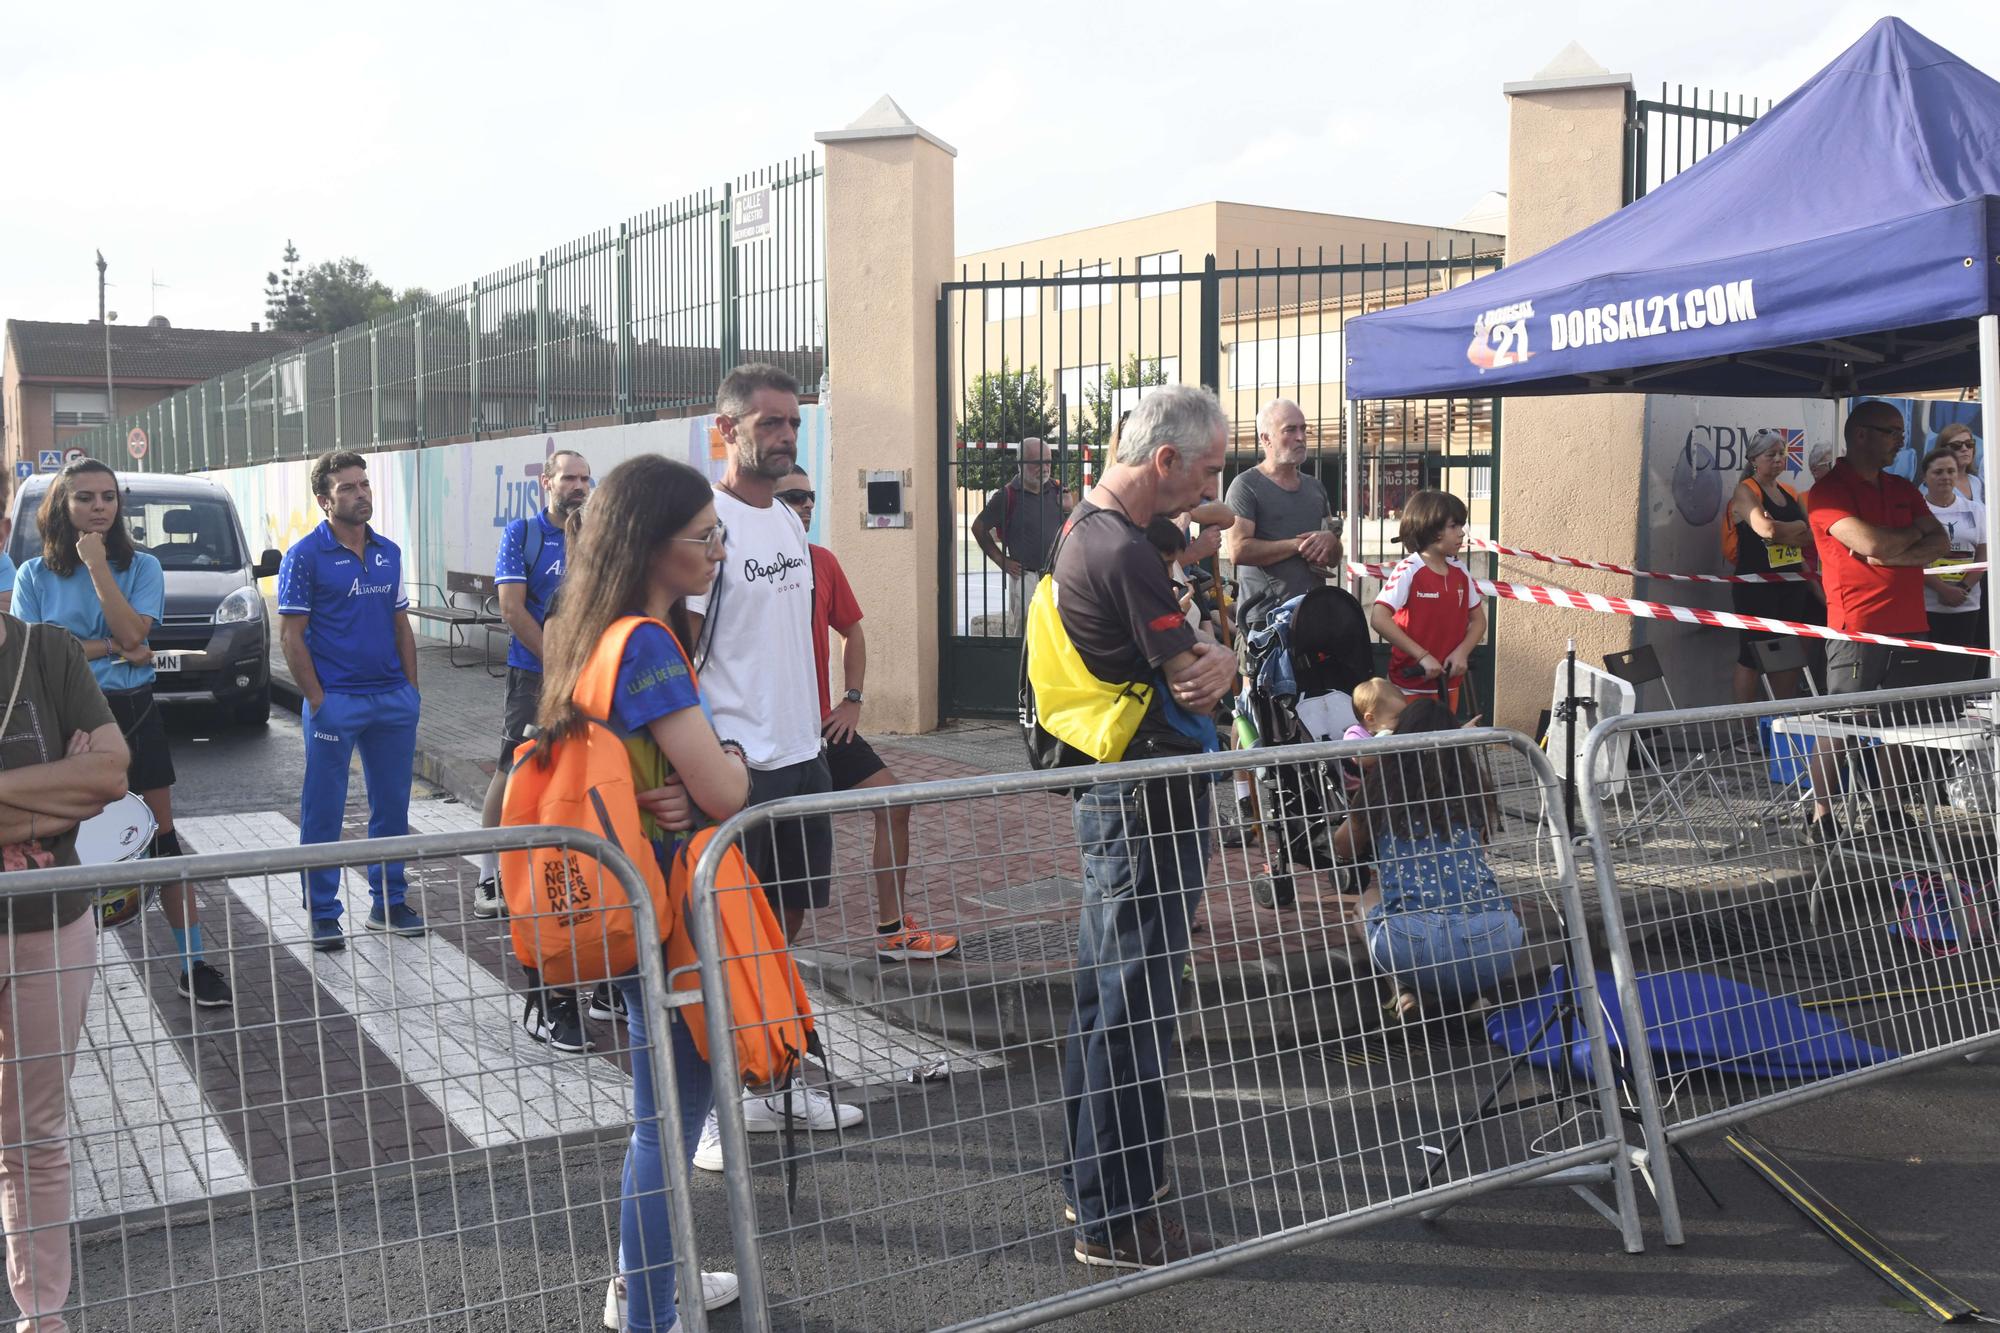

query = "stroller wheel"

[{"left": 1250, "top": 873, "right": 1296, "bottom": 911}]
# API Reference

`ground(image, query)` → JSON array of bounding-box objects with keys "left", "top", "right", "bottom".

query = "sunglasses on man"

[{"left": 776, "top": 489, "right": 816, "bottom": 507}]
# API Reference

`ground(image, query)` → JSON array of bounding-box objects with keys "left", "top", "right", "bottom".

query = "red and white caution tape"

[
  {"left": 1463, "top": 537, "right": 1988, "bottom": 584},
  {"left": 1348, "top": 562, "right": 1998, "bottom": 658}
]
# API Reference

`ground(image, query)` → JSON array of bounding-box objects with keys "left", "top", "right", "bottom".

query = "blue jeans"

[
  {"left": 1365, "top": 904, "right": 1526, "bottom": 1000},
  {"left": 299, "top": 684, "right": 420, "bottom": 919},
  {"left": 614, "top": 975, "right": 714, "bottom": 1333},
  {"left": 1061, "top": 775, "right": 1211, "bottom": 1243}
]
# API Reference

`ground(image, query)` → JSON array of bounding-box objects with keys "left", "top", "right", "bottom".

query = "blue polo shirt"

[
  {"left": 277, "top": 522, "right": 410, "bottom": 695},
  {"left": 14, "top": 552, "right": 165, "bottom": 693},
  {"left": 0, "top": 553, "right": 16, "bottom": 598},
  {"left": 493, "top": 510, "right": 567, "bottom": 672}
]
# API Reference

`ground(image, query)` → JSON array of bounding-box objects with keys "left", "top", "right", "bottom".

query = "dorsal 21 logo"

[{"left": 1466, "top": 300, "right": 1536, "bottom": 370}]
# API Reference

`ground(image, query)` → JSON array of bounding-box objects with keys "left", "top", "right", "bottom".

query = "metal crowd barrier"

[
  {"left": 1578, "top": 676, "right": 2000, "bottom": 1246},
  {"left": 0, "top": 825, "right": 708, "bottom": 1333},
  {"left": 691, "top": 731, "right": 1641, "bottom": 1332}
]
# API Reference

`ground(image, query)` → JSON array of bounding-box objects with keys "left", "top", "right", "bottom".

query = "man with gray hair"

[
  {"left": 1223, "top": 398, "right": 1339, "bottom": 632},
  {"left": 972, "top": 435, "right": 1073, "bottom": 635},
  {"left": 1040, "top": 384, "right": 1234, "bottom": 1271}
]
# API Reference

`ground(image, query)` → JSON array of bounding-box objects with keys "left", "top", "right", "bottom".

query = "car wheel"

[{"left": 231, "top": 687, "right": 271, "bottom": 728}]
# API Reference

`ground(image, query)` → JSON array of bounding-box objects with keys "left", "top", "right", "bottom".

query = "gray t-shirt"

[
  {"left": 977, "top": 478, "right": 1066, "bottom": 572},
  {"left": 1225, "top": 467, "right": 1335, "bottom": 629}
]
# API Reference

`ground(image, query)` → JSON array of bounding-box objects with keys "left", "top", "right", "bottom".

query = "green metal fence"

[
  {"left": 1624, "top": 84, "right": 1765, "bottom": 204},
  {"left": 76, "top": 155, "right": 824, "bottom": 475}
]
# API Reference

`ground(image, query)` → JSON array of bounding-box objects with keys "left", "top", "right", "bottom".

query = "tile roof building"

[{"left": 2, "top": 318, "right": 312, "bottom": 476}]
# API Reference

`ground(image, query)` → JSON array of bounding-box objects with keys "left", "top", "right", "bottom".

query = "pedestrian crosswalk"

[{"left": 61, "top": 799, "right": 998, "bottom": 1220}]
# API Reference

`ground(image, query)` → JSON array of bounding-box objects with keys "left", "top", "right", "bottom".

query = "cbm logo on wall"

[{"left": 1671, "top": 425, "right": 1807, "bottom": 525}]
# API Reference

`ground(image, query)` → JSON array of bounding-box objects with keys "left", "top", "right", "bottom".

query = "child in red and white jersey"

[{"left": 1369, "top": 489, "right": 1486, "bottom": 712}]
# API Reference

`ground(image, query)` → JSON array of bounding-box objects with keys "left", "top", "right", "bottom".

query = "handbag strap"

[{"left": 0, "top": 622, "right": 34, "bottom": 742}]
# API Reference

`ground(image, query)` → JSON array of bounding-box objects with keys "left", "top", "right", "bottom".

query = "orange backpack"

[
  {"left": 665, "top": 827, "right": 817, "bottom": 1095},
  {"left": 499, "top": 616, "right": 817, "bottom": 1093},
  {"left": 499, "top": 616, "right": 672, "bottom": 987}
]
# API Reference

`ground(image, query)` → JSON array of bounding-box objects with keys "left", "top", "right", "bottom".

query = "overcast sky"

[{"left": 2, "top": 0, "right": 1995, "bottom": 339}]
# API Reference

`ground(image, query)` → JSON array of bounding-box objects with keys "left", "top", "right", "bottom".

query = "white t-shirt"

[
  {"left": 1924, "top": 492, "right": 1985, "bottom": 616},
  {"left": 686, "top": 489, "right": 822, "bottom": 769}
]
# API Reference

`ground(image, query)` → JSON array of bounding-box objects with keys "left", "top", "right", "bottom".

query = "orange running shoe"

[{"left": 876, "top": 916, "right": 961, "bottom": 961}]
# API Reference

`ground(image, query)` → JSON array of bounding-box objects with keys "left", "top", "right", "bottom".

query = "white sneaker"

[
  {"left": 602, "top": 1270, "right": 739, "bottom": 1327},
  {"left": 692, "top": 1108, "right": 724, "bottom": 1173},
  {"left": 740, "top": 1081, "right": 863, "bottom": 1133},
  {"left": 472, "top": 876, "right": 502, "bottom": 920}
]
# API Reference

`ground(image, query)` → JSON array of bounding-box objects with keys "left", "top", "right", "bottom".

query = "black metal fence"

[
  {"left": 71, "top": 156, "right": 825, "bottom": 476},
  {"left": 1625, "top": 84, "right": 1767, "bottom": 203},
  {"left": 938, "top": 245, "right": 1503, "bottom": 717}
]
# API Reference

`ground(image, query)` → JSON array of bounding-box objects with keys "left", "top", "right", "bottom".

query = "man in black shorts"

[
  {"left": 479, "top": 450, "right": 592, "bottom": 1052},
  {"left": 476, "top": 449, "right": 590, "bottom": 919},
  {"left": 780, "top": 467, "right": 958, "bottom": 960}
]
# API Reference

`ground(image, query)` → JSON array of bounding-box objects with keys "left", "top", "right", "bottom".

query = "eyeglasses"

[
  {"left": 775, "top": 489, "right": 816, "bottom": 507},
  {"left": 1856, "top": 422, "right": 1906, "bottom": 443},
  {"left": 673, "top": 521, "right": 728, "bottom": 552}
]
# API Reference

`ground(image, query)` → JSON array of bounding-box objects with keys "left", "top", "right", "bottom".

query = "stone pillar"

[
  {"left": 815, "top": 97, "right": 956, "bottom": 733},
  {"left": 1493, "top": 47, "right": 1642, "bottom": 730}
]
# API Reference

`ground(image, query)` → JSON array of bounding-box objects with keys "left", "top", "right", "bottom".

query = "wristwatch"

[{"left": 843, "top": 688, "right": 864, "bottom": 705}]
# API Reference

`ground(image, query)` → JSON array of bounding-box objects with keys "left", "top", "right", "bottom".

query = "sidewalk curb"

[
  {"left": 270, "top": 674, "right": 493, "bottom": 810},
  {"left": 803, "top": 931, "right": 1366, "bottom": 1056}
]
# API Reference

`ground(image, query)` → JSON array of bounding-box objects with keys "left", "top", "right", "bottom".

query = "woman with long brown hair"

[
  {"left": 1334, "top": 698, "right": 1524, "bottom": 1019},
  {"left": 13, "top": 459, "right": 232, "bottom": 1006},
  {"left": 533, "top": 454, "right": 747, "bottom": 1330}
]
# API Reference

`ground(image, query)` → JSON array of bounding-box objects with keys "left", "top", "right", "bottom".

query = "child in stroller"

[{"left": 1236, "top": 585, "right": 1377, "bottom": 908}]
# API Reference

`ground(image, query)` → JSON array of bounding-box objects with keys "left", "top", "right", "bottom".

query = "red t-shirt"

[
  {"left": 1806, "top": 460, "right": 1926, "bottom": 635},
  {"left": 808, "top": 545, "right": 864, "bottom": 719},
  {"left": 1375, "top": 554, "right": 1481, "bottom": 695}
]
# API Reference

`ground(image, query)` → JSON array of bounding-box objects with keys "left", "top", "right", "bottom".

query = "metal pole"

[
  {"left": 97, "top": 250, "right": 116, "bottom": 424},
  {"left": 1343, "top": 397, "right": 1362, "bottom": 597},
  {"left": 1980, "top": 314, "right": 1999, "bottom": 678}
]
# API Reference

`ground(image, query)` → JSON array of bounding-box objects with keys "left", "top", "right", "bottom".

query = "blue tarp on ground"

[
  {"left": 1346, "top": 18, "right": 2000, "bottom": 401},
  {"left": 1487, "top": 966, "right": 1896, "bottom": 1082}
]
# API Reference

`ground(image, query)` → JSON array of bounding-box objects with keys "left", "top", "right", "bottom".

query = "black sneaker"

[
  {"left": 524, "top": 991, "right": 592, "bottom": 1054},
  {"left": 1073, "top": 1211, "right": 1210, "bottom": 1270},
  {"left": 1805, "top": 811, "right": 1839, "bottom": 845},
  {"left": 585, "top": 982, "right": 625, "bottom": 1024},
  {"left": 177, "top": 961, "right": 234, "bottom": 1008},
  {"left": 1869, "top": 805, "right": 1919, "bottom": 841},
  {"left": 471, "top": 876, "right": 503, "bottom": 920}
]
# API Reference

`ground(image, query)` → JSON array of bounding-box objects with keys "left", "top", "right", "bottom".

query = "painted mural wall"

[{"left": 202, "top": 406, "right": 832, "bottom": 640}]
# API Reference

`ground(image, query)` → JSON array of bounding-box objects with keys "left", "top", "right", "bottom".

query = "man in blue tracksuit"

[{"left": 278, "top": 450, "right": 424, "bottom": 950}]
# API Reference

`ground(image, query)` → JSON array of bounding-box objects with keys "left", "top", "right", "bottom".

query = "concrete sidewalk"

[{"left": 270, "top": 633, "right": 1367, "bottom": 1047}]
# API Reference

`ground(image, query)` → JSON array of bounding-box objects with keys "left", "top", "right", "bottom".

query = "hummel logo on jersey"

[{"left": 1415, "top": 590, "right": 1440, "bottom": 599}]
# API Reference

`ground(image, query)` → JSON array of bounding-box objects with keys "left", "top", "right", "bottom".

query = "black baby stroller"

[{"left": 1236, "top": 586, "right": 1376, "bottom": 906}]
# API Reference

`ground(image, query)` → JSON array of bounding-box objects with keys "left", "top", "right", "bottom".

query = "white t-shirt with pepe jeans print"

[{"left": 686, "top": 488, "right": 821, "bottom": 770}]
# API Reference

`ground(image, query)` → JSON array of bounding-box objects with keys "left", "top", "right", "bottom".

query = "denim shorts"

[{"left": 1365, "top": 903, "right": 1525, "bottom": 1000}]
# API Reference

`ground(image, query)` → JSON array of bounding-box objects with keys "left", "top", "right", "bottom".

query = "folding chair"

[
  {"left": 1601, "top": 645, "right": 1743, "bottom": 850},
  {"left": 1737, "top": 637, "right": 1831, "bottom": 831}
]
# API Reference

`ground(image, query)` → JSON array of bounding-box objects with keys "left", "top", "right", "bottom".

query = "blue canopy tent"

[{"left": 1341, "top": 16, "right": 2000, "bottom": 644}]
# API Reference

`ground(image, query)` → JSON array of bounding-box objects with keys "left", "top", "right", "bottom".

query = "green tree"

[
  {"left": 1052, "top": 355, "right": 1171, "bottom": 492},
  {"left": 955, "top": 362, "right": 1055, "bottom": 491},
  {"left": 295, "top": 257, "right": 398, "bottom": 332},
  {"left": 262, "top": 244, "right": 429, "bottom": 334},
  {"left": 263, "top": 240, "right": 308, "bottom": 331}
]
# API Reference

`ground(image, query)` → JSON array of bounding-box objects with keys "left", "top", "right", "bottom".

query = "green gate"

[{"left": 937, "top": 249, "right": 1503, "bottom": 720}]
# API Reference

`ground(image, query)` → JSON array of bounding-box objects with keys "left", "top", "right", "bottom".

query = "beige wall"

[
  {"left": 1493, "top": 80, "right": 1640, "bottom": 730},
  {"left": 818, "top": 127, "right": 956, "bottom": 733}
]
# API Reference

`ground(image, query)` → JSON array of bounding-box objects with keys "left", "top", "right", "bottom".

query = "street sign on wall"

[
  {"left": 37, "top": 450, "right": 60, "bottom": 472},
  {"left": 127, "top": 427, "right": 149, "bottom": 461}
]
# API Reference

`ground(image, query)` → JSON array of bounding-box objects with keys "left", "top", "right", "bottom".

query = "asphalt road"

[
  {"left": 162, "top": 699, "right": 441, "bottom": 818},
  {"left": 137, "top": 719, "right": 2000, "bottom": 1333}
]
